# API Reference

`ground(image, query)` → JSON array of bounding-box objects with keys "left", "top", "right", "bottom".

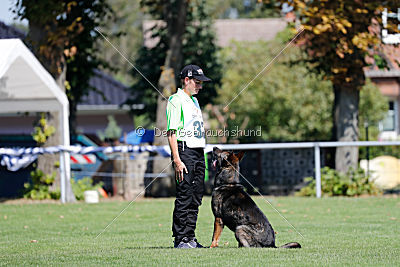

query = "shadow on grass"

[
  {"left": 124, "top": 246, "right": 212, "bottom": 249},
  {"left": 125, "top": 246, "right": 174, "bottom": 250}
]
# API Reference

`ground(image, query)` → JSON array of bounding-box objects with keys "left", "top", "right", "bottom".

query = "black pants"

[{"left": 172, "top": 141, "right": 205, "bottom": 242}]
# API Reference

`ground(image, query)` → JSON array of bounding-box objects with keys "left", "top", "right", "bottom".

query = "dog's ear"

[
  {"left": 228, "top": 151, "right": 239, "bottom": 164},
  {"left": 212, "top": 147, "right": 225, "bottom": 169},
  {"left": 213, "top": 147, "right": 222, "bottom": 156},
  {"left": 236, "top": 151, "right": 245, "bottom": 161}
]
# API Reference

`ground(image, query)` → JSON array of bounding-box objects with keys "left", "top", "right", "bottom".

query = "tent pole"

[
  {"left": 60, "top": 152, "right": 66, "bottom": 203},
  {"left": 59, "top": 107, "right": 66, "bottom": 203},
  {"left": 60, "top": 103, "right": 71, "bottom": 203}
]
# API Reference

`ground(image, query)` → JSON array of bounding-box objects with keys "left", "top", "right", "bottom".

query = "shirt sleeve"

[{"left": 166, "top": 95, "right": 182, "bottom": 131}]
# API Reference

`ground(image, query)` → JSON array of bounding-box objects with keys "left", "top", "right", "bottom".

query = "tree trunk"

[
  {"left": 150, "top": 0, "right": 188, "bottom": 197},
  {"left": 29, "top": 22, "right": 76, "bottom": 202},
  {"left": 69, "top": 100, "right": 78, "bottom": 137},
  {"left": 333, "top": 84, "right": 360, "bottom": 174},
  {"left": 123, "top": 151, "right": 149, "bottom": 200},
  {"left": 36, "top": 112, "right": 60, "bottom": 189}
]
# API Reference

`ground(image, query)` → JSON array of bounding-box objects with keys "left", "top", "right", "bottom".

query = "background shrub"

[
  {"left": 296, "top": 167, "right": 381, "bottom": 197},
  {"left": 71, "top": 177, "right": 104, "bottom": 201}
]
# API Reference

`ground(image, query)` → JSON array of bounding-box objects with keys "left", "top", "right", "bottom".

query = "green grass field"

[{"left": 0, "top": 196, "right": 399, "bottom": 266}]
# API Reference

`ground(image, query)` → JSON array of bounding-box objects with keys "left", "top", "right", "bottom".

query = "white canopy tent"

[{"left": 0, "top": 38, "right": 72, "bottom": 203}]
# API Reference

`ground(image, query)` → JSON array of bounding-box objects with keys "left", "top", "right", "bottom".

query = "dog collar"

[{"left": 214, "top": 183, "right": 243, "bottom": 190}]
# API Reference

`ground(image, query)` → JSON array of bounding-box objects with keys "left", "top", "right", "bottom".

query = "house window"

[
  {"left": 380, "top": 100, "right": 397, "bottom": 132},
  {"left": 381, "top": 8, "right": 400, "bottom": 44}
]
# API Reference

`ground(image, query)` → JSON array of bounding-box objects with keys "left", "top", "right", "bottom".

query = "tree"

[
  {"left": 261, "top": 0, "right": 400, "bottom": 173},
  {"left": 127, "top": 0, "right": 222, "bottom": 122},
  {"left": 14, "top": 0, "right": 114, "bottom": 201},
  {"left": 129, "top": 0, "right": 221, "bottom": 196},
  {"left": 96, "top": 0, "right": 143, "bottom": 85},
  {"left": 137, "top": 0, "right": 190, "bottom": 197},
  {"left": 14, "top": 0, "right": 78, "bottom": 202},
  {"left": 63, "top": 1, "right": 115, "bottom": 136},
  {"left": 15, "top": 0, "right": 114, "bottom": 135},
  {"left": 216, "top": 29, "right": 333, "bottom": 143},
  {"left": 215, "top": 27, "right": 388, "bottom": 145}
]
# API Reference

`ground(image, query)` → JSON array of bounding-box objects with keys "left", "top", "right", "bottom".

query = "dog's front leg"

[{"left": 210, "top": 217, "right": 224, "bottom": 248}]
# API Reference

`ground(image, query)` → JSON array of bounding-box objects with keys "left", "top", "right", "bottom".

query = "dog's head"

[{"left": 212, "top": 147, "right": 244, "bottom": 186}]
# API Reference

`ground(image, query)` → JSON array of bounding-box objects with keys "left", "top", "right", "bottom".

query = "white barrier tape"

[
  {"left": 1, "top": 154, "right": 38, "bottom": 171},
  {"left": 0, "top": 145, "right": 172, "bottom": 157},
  {"left": 1, "top": 144, "right": 223, "bottom": 172},
  {"left": 0, "top": 145, "right": 172, "bottom": 172}
]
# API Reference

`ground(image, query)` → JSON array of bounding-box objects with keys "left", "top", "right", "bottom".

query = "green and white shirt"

[{"left": 166, "top": 88, "right": 206, "bottom": 148}]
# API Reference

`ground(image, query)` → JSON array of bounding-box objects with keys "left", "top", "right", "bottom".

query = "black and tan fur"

[{"left": 210, "top": 147, "right": 301, "bottom": 249}]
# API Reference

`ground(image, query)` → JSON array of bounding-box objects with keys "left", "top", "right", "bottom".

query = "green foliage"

[
  {"left": 268, "top": 1, "right": 399, "bottom": 171},
  {"left": 360, "top": 146, "right": 400, "bottom": 161},
  {"left": 134, "top": 114, "right": 155, "bottom": 129},
  {"left": 97, "top": 115, "right": 122, "bottom": 141},
  {"left": 296, "top": 167, "right": 381, "bottom": 197},
  {"left": 71, "top": 177, "right": 103, "bottom": 201},
  {"left": 64, "top": 1, "right": 116, "bottom": 135},
  {"left": 14, "top": 0, "right": 116, "bottom": 135},
  {"left": 104, "top": 115, "right": 122, "bottom": 140},
  {"left": 97, "top": 0, "right": 143, "bottom": 85},
  {"left": 28, "top": 113, "right": 58, "bottom": 200},
  {"left": 359, "top": 79, "right": 389, "bottom": 136},
  {"left": 358, "top": 79, "right": 389, "bottom": 159},
  {"left": 270, "top": 0, "right": 399, "bottom": 87},
  {"left": 31, "top": 113, "right": 56, "bottom": 146},
  {"left": 373, "top": 54, "right": 389, "bottom": 70},
  {"left": 127, "top": 0, "right": 222, "bottom": 122},
  {"left": 216, "top": 27, "right": 390, "bottom": 143},
  {"left": 217, "top": 28, "right": 333, "bottom": 142},
  {"left": 24, "top": 168, "right": 60, "bottom": 200}
]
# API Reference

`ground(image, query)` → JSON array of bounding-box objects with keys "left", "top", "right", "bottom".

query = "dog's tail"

[{"left": 279, "top": 242, "right": 301, "bottom": 249}]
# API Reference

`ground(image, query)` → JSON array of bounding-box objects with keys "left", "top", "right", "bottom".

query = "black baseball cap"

[{"left": 180, "top": 64, "right": 211, "bottom": 82}]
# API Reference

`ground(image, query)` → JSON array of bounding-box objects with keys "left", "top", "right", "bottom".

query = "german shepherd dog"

[{"left": 210, "top": 147, "right": 301, "bottom": 248}]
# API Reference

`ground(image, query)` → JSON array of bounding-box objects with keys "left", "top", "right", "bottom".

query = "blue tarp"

[{"left": 121, "top": 129, "right": 154, "bottom": 145}]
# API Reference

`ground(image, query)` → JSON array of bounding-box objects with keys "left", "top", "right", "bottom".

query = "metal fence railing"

[
  {"left": 3, "top": 141, "right": 400, "bottom": 201},
  {"left": 213, "top": 141, "right": 400, "bottom": 198}
]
